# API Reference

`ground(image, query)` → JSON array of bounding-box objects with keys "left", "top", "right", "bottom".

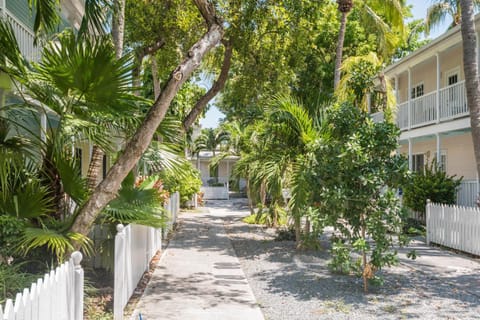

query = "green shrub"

[
  {"left": 158, "top": 162, "right": 202, "bottom": 206},
  {"left": 0, "top": 215, "right": 25, "bottom": 259},
  {"left": 403, "top": 160, "right": 462, "bottom": 213},
  {"left": 0, "top": 263, "right": 39, "bottom": 304}
]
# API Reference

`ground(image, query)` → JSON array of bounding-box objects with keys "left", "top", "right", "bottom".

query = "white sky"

[{"left": 199, "top": 1, "right": 448, "bottom": 129}]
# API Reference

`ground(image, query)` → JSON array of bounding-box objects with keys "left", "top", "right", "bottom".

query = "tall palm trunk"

[
  {"left": 86, "top": 145, "right": 103, "bottom": 190},
  {"left": 460, "top": 0, "right": 480, "bottom": 204},
  {"left": 86, "top": 0, "right": 126, "bottom": 190},
  {"left": 334, "top": 11, "right": 348, "bottom": 89}
]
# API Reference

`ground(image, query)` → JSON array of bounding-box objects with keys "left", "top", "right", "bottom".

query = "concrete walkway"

[
  {"left": 398, "top": 237, "right": 480, "bottom": 297},
  {"left": 131, "top": 200, "right": 264, "bottom": 320}
]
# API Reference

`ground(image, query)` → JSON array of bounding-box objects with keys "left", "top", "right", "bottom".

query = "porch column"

[
  {"left": 408, "top": 68, "right": 412, "bottom": 130},
  {"left": 436, "top": 133, "right": 441, "bottom": 165},
  {"left": 40, "top": 111, "right": 47, "bottom": 142},
  {"left": 436, "top": 53, "right": 440, "bottom": 123},
  {"left": 408, "top": 138, "right": 413, "bottom": 171}
]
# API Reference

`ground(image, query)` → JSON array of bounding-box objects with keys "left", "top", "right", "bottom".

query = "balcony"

[
  {"left": 372, "top": 81, "right": 469, "bottom": 130},
  {"left": 0, "top": 3, "right": 42, "bottom": 61}
]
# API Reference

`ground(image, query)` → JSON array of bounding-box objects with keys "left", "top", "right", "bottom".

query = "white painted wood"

[
  {"left": 457, "top": 180, "right": 479, "bottom": 207},
  {"left": 396, "top": 102, "right": 409, "bottom": 129},
  {"left": 201, "top": 186, "right": 229, "bottom": 200},
  {"left": 113, "top": 200, "right": 170, "bottom": 320},
  {"left": 410, "top": 91, "right": 437, "bottom": 128},
  {"left": 427, "top": 202, "right": 480, "bottom": 255},
  {"left": 0, "top": 253, "right": 83, "bottom": 320},
  {"left": 439, "top": 80, "right": 468, "bottom": 120},
  {"left": 4, "top": 9, "right": 41, "bottom": 61}
]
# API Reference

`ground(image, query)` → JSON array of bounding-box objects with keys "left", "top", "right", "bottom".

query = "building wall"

[
  {"left": 6, "top": 0, "right": 35, "bottom": 28},
  {"left": 394, "top": 45, "right": 464, "bottom": 105},
  {"left": 399, "top": 132, "right": 476, "bottom": 179}
]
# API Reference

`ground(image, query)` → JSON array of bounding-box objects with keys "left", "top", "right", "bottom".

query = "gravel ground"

[{"left": 224, "top": 216, "right": 480, "bottom": 320}]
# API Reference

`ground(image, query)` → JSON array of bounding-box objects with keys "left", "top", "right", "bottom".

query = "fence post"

[
  {"left": 114, "top": 224, "right": 126, "bottom": 320},
  {"left": 426, "top": 199, "right": 431, "bottom": 245},
  {"left": 71, "top": 251, "right": 84, "bottom": 320}
]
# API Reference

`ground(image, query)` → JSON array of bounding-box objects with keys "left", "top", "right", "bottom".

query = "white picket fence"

[
  {"left": 426, "top": 201, "right": 480, "bottom": 255},
  {"left": 163, "top": 191, "right": 180, "bottom": 238},
  {"left": 0, "top": 252, "right": 84, "bottom": 320},
  {"left": 113, "top": 191, "right": 180, "bottom": 320},
  {"left": 457, "top": 180, "right": 479, "bottom": 207}
]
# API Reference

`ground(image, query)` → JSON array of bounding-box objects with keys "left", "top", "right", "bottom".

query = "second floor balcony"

[{"left": 372, "top": 80, "right": 469, "bottom": 131}]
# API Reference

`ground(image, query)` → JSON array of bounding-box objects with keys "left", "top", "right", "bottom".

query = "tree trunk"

[
  {"left": 86, "top": 145, "right": 103, "bottom": 191},
  {"left": 460, "top": 0, "right": 480, "bottom": 203},
  {"left": 334, "top": 11, "right": 348, "bottom": 90},
  {"left": 111, "top": 0, "right": 126, "bottom": 59},
  {"left": 85, "top": 0, "right": 125, "bottom": 190},
  {"left": 70, "top": 4, "right": 224, "bottom": 238},
  {"left": 294, "top": 215, "right": 302, "bottom": 249},
  {"left": 183, "top": 41, "right": 233, "bottom": 130},
  {"left": 151, "top": 58, "right": 161, "bottom": 100}
]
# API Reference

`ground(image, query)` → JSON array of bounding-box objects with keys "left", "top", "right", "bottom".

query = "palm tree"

[
  {"left": 194, "top": 128, "right": 230, "bottom": 181},
  {"left": 334, "top": 0, "right": 405, "bottom": 89},
  {"left": 426, "top": 0, "right": 480, "bottom": 35},
  {"left": 460, "top": 0, "right": 480, "bottom": 203}
]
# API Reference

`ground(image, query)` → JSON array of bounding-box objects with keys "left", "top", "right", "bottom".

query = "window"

[
  {"left": 411, "top": 83, "right": 424, "bottom": 99},
  {"left": 411, "top": 153, "right": 424, "bottom": 172},
  {"left": 448, "top": 74, "right": 458, "bottom": 86}
]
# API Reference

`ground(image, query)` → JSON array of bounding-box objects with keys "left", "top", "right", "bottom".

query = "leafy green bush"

[
  {"left": 158, "top": 162, "right": 202, "bottom": 206},
  {"left": 403, "top": 160, "right": 462, "bottom": 213},
  {"left": 0, "top": 263, "right": 39, "bottom": 304},
  {"left": 0, "top": 215, "right": 25, "bottom": 259}
]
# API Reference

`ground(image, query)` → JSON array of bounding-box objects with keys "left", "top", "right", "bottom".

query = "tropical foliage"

[{"left": 403, "top": 161, "right": 462, "bottom": 213}]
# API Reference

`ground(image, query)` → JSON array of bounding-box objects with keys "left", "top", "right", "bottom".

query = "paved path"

[
  {"left": 397, "top": 237, "right": 480, "bottom": 297},
  {"left": 132, "top": 200, "right": 264, "bottom": 320}
]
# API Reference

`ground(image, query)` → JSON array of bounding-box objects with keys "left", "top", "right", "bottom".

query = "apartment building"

[{"left": 372, "top": 15, "right": 480, "bottom": 206}]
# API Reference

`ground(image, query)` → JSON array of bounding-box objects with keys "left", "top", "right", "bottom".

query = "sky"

[{"left": 199, "top": 1, "right": 449, "bottom": 129}]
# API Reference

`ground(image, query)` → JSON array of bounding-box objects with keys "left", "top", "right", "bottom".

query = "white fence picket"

[
  {"left": 427, "top": 202, "right": 480, "bottom": 255},
  {"left": 0, "top": 252, "right": 84, "bottom": 320},
  {"left": 113, "top": 192, "right": 177, "bottom": 320}
]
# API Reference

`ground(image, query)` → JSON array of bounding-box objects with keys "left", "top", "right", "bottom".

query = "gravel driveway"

[{"left": 224, "top": 215, "right": 480, "bottom": 320}]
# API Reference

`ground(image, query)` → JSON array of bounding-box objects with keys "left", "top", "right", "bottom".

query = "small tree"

[
  {"left": 315, "top": 103, "right": 408, "bottom": 292},
  {"left": 403, "top": 160, "right": 462, "bottom": 214}
]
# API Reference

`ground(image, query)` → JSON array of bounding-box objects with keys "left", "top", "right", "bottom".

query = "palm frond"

[
  {"left": 29, "top": 0, "right": 60, "bottom": 37},
  {"left": 78, "top": 0, "right": 110, "bottom": 37},
  {"left": 18, "top": 226, "right": 93, "bottom": 262}
]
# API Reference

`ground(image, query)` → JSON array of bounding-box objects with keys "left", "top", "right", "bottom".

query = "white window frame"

[
  {"left": 411, "top": 82, "right": 424, "bottom": 99},
  {"left": 411, "top": 152, "right": 425, "bottom": 172},
  {"left": 445, "top": 67, "right": 460, "bottom": 87}
]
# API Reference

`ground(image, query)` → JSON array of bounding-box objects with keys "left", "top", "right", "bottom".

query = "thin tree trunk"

[
  {"left": 86, "top": 145, "right": 104, "bottom": 191},
  {"left": 70, "top": 3, "right": 224, "bottom": 238},
  {"left": 361, "top": 220, "right": 368, "bottom": 293},
  {"left": 86, "top": 0, "right": 125, "bottom": 190},
  {"left": 183, "top": 41, "right": 233, "bottom": 131},
  {"left": 334, "top": 11, "right": 348, "bottom": 90},
  {"left": 460, "top": 0, "right": 480, "bottom": 204},
  {"left": 294, "top": 215, "right": 302, "bottom": 249},
  {"left": 112, "top": 0, "right": 125, "bottom": 59},
  {"left": 152, "top": 58, "right": 161, "bottom": 100}
]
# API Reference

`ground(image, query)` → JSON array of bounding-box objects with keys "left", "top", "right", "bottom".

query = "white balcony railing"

[
  {"left": 439, "top": 80, "right": 469, "bottom": 121},
  {"left": 396, "top": 102, "right": 409, "bottom": 130},
  {"left": 1, "top": 7, "right": 42, "bottom": 61},
  {"left": 410, "top": 91, "right": 437, "bottom": 128},
  {"left": 370, "top": 111, "right": 384, "bottom": 123},
  {"left": 376, "top": 81, "right": 470, "bottom": 131}
]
